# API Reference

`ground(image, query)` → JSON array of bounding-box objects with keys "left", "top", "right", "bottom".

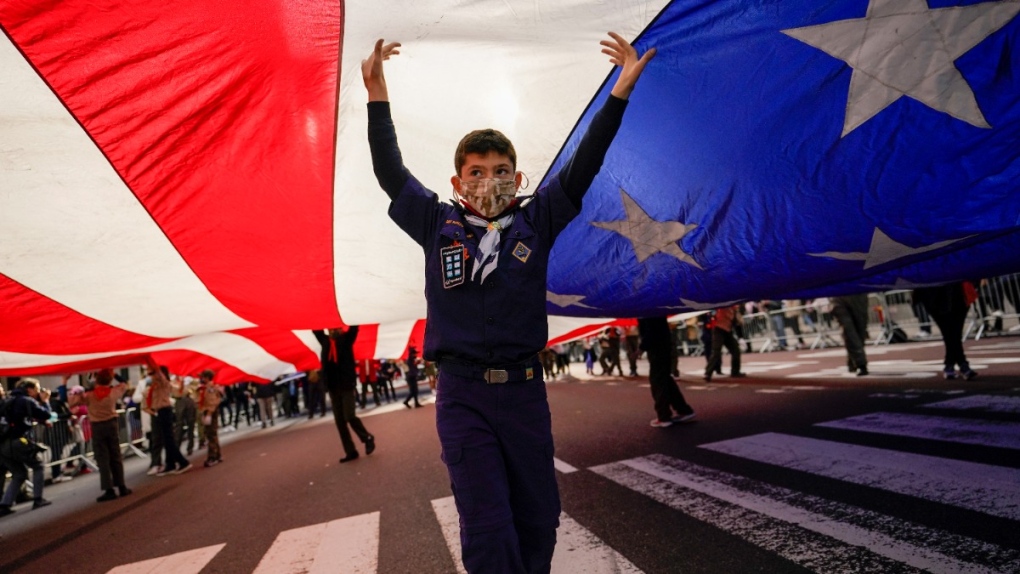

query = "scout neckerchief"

[
  {"left": 464, "top": 212, "right": 515, "bottom": 284},
  {"left": 93, "top": 385, "right": 112, "bottom": 401}
]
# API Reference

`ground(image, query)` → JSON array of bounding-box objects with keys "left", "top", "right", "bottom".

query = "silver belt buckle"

[{"left": 484, "top": 369, "right": 509, "bottom": 384}]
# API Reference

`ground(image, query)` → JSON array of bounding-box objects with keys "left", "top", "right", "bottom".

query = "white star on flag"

[
  {"left": 592, "top": 189, "right": 701, "bottom": 268},
  {"left": 809, "top": 227, "right": 971, "bottom": 269},
  {"left": 783, "top": 0, "right": 1020, "bottom": 136}
]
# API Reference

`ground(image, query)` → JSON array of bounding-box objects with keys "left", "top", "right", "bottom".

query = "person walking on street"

[
  {"left": 640, "top": 317, "right": 697, "bottom": 428},
  {"left": 913, "top": 282, "right": 980, "bottom": 380},
  {"left": 832, "top": 294, "right": 870, "bottom": 376},
  {"left": 704, "top": 305, "right": 745, "bottom": 382},
  {"left": 314, "top": 328, "right": 376, "bottom": 463},
  {"left": 144, "top": 358, "right": 193, "bottom": 476},
  {"left": 0, "top": 379, "right": 53, "bottom": 516},
  {"left": 196, "top": 370, "right": 224, "bottom": 467},
  {"left": 69, "top": 369, "right": 132, "bottom": 502},
  {"left": 403, "top": 346, "right": 423, "bottom": 408},
  {"left": 362, "top": 30, "right": 654, "bottom": 572}
]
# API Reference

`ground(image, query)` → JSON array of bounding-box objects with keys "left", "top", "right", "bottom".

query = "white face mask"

[{"left": 454, "top": 178, "right": 517, "bottom": 218}]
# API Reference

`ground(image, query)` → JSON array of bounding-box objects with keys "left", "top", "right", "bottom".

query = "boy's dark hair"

[{"left": 454, "top": 129, "right": 517, "bottom": 176}]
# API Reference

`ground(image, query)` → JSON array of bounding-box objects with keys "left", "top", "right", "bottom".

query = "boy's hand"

[
  {"left": 601, "top": 32, "right": 656, "bottom": 100},
  {"left": 362, "top": 39, "right": 401, "bottom": 102}
]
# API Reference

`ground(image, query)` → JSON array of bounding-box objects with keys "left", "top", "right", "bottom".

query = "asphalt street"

[{"left": 1, "top": 337, "right": 1018, "bottom": 573}]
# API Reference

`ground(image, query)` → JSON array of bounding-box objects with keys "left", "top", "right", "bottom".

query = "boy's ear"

[
  {"left": 450, "top": 175, "right": 461, "bottom": 192},
  {"left": 514, "top": 171, "right": 523, "bottom": 190}
]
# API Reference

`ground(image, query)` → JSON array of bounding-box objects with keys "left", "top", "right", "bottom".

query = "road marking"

[
  {"left": 592, "top": 454, "right": 1020, "bottom": 574},
  {"left": 252, "top": 512, "right": 379, "bottom": 574},
  {"left": 921, "top": 394, "right": 1020, "bottom": 414},
  {"left": 554, "top": 457, "right": 579, "bottom": 474},
  {"left": 431, "top": 497, "right": 642, "bottom": 573},
  {"left": 817, "top": 412, "right": 1020, "bottom": 450},
  {"left": 700, "top": 433, "right": 1020, "bottom": 520},
  {"left": 107, "top": 544, "right": 225, "bottom": 574}
]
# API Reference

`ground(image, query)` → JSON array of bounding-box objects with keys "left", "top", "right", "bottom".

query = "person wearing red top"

[{"left": 704, "top": 305, "right": 746, "bottom": 382}]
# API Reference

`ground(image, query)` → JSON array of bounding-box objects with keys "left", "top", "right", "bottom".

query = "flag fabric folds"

[{"left": 2, "top": 0, "right": 1019, "bottom": 379}]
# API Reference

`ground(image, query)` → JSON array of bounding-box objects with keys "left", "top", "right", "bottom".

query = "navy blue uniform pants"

[{"left": 436, "top": 371, "right": 559, "bottom": 574}]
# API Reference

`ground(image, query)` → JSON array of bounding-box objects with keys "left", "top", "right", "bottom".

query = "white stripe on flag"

[
  {"left": 375, "top": 320, "right": 420, "bottom": 359},
  {"left": 816, "top": 412, "right": 1020, "bottom": 450},
  {"left": 591, "top": 454, "right": 1020, "bottom": 574},
  {"left": 106, "top": 544, "right": 225, "bottom": 574},
  {"left": 431, "top": 496, "right": 642, "bottom": 573},
  {"left": 252, "top": 512, "right": 379, "bottom": 574},
  {"left": 920, "top": 395, "right": 1020, "bottom": 414},
  {"left": 700, "top": 433, "right": 1020, "bottom": 520}
]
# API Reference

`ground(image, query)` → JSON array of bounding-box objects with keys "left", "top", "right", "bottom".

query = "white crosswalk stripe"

[
  {"left": 431, "top": 496, "right": 642, "bottom": 574},
  {"left": 591, "top": 454, "right": 1020, "bottom": 574},
  {"left": 106, "top": 544, "right": 225, "bottom": 574},
  {"left": 252, "top": 511, "right": 379, "bottom": 574},
  {"left": 816, "top": 412, "right": 1020, "bottom": 450},
  {"left": 921, "top": 394, "right": 1020, "bottom": 414},
  {"left": 700, "top": 432, "right": 1020, "bottom": 520}
]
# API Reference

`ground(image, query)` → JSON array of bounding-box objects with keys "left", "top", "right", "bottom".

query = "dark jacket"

[
  {"left": 313, "top": 327, "right": 360, "bottom": 392},
  {"left": 3, "top": 388, "right": 52, "bottom": 439}
]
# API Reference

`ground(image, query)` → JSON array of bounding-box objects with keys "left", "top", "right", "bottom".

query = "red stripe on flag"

[
  {"left": 0, "top": 273, "right": 170, "bottom": 354},
  {"left": 352, "top": 324, "right": 379, "bottom": 363},
  {"left": 231, "top": 327, "right": 319, "bottom": 372},
  {"left": 1, "top": 0, "right": 344, "bottom": 328}
]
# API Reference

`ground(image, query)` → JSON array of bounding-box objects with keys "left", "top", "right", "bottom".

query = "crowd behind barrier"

[
  {"left": 5, "top": 275, "right": 1018, "bottom": 498},
  {"left": 670, "top": 273, "right": 1019, "bottom": 358}
]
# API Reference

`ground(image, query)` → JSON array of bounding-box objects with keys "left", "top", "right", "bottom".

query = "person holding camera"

[{"left": 0, "top": 378, "right": 53, "bottom": 516}]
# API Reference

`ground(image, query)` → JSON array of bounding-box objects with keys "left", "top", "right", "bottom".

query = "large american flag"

[{"left": 3, "top": 0, "right": 1018, "bottom": 382}]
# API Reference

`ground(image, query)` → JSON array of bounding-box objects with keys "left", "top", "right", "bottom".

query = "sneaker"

[
  {"left": 174, "top": 463, "right": 193, "bottom": 475},
  {"left": 156, "top": 467, "right": 174, "bottom": 477},
  {"left": 650, "top": 418, "right": 674, "bottom": 428},
  {"left": 97, "top": 490, "right": 118, "bottom": 503},
  {"left": 943, "top": 369, "right": 958, "bottom": 380},
  {"left": 339, "top": 452, "right": 360, "bottom": 463},
  {"left": 962, "top": 369, "right": 978, "bottom": 381},
  {"left": 53, "top": 475, "right": 73, "bottom": 483},
  {"left": 857, "top": 367, "right": 869, "bottom": 377},
  {"left": 32, "top": 498, "right": 52, "bottom": 509},
  {"left": 146, "top": 466, "right": 161, "bottom": 476},
  {"left": 672, "top": 411, "right": 697, "bottom": 423},
  {"left": 365, "top": 437, "right": 376, "bottom": 456},
  {"left": 203, "top": 459, "right": 219, "bottom": 468},
  {"left": 118, "top": 487, "right": 133, "bottom": 497}
]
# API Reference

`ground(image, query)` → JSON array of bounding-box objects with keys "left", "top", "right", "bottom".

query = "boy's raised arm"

[
  {"left": 602, "top": 32, "right": 656, "bottom": 100},
  {"left": 362, "top": 39, "right": 401, "bottom": 102}
]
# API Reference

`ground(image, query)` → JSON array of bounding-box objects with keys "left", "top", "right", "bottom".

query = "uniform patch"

[
  {"left": 512, "top": 241, "right": 532, "bottom": 263},
  {"left": 441, "top": 244, "right": 466, "bottom": 288}
]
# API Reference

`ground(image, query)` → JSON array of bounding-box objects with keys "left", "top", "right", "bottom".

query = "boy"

[{"left": 362, "top": 33, "right": 655, "bottom": 573}]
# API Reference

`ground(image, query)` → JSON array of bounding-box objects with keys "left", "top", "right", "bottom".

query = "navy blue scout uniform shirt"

[{"left": 368, "top": 96, "right": 628, "bottom": 366}]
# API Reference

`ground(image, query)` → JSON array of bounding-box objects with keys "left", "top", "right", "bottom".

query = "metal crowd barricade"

[
  {"left": 12, "top": 406, "right": 148, "bottom": 485},
  {"left": 971, "top": 273, "right": 1020, "bottom": 340},
  {"left": 740, "top": 311, "right": 774, "bottom": 353}
]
